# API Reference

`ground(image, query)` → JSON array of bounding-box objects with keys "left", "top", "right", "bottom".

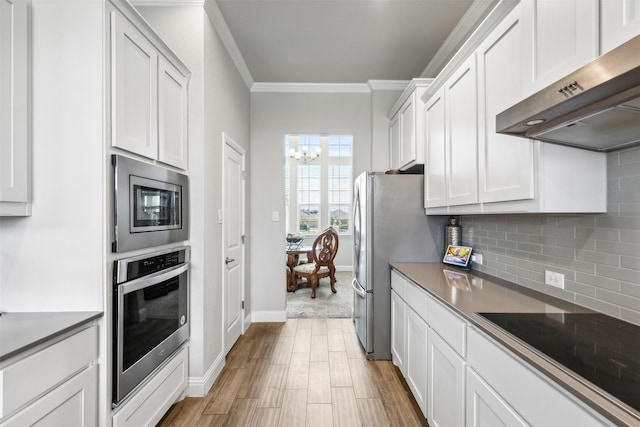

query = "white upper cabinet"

[
  {"left": 477, "top": 5, "right": 535, "bottom": 204},
  {"left": 158, "top": 56, "right": 189, "bottom": 170},
  {"left": 423, "top": 56, "right": 480, "bottom": 210},
  {"left": 110, "top": 8, "right": 190, "bottom": 169},
  {"left": 389, "top": 79, "right": 432, "bottom": 171},
  {"left": 424, "top": 88, "right": 446, "bottom": 208},
  {"left": 600, "top": 0, "right": 640, "bottom": 53},
  {"left": 422, "top": 1, "right": 607, "bottom": 215},
  {"left": 520, "top": 0, "right": 599, "bottom": 96},
  {"left": 444, "top": 54, "right": 478, "bottom": 207},
  {"left": 389, "top": 113, "right": 401, "bottom": 170},
  {"left": 399, "top": 95, "right": 416, "bottom": 168},
  {"left": 0, "top": 0, "right": 30, "bottom": 216},
  {"left": 112, "top": 11, "right": 158, "bottom": 160}
]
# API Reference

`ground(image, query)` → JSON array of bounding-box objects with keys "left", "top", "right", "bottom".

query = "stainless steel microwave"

[{"left": 112, "top": 155, "right": 189, "bottom": 253}]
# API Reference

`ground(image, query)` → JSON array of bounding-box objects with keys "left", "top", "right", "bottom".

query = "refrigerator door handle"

[{"left": 352, "top": 278, "right": 366, "bottom": 298}]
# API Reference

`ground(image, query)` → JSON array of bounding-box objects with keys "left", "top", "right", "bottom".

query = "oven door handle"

[{"left": 119, "top": 263, "right": 189, "bottom": 295}]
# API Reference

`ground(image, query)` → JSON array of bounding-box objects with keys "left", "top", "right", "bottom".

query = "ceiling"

[{"left": 212, "top": 0, "right": 496, "bottom": 84}]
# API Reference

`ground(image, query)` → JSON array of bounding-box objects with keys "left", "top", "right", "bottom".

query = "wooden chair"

[{"left": 292, "top": 228, "right": 339, "bottom": 298}]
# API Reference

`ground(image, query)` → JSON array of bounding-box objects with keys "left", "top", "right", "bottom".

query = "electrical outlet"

[
  {"left": 471, "top": 253, "right": 483, "bottom": 265},
  {"left": 545, "top": 270, "right": 565, "bottom": 289},
  {"left": 272, "top": 211, "right": 279, "bottom": 221}
]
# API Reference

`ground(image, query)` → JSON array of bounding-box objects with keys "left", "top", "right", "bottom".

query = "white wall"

[
  {"left": 250, "top": 91, "right": 372, "bottom": 320},
  {"left": 0, "top": 0, "right": 104, "bottom": 312},
  {"left": 137, "top": 5, "right": 250, "bottom": 395}
]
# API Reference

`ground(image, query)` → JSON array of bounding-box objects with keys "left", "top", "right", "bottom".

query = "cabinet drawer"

[
  {"left": 0, "top": 326, "right": 97, "bottom": 419},
  {"left": 427, "top": 297, "right": 466, "bottom": 356},
  {"left": 113, "top": 345, "right": 188, "bottom": 427},
  {"left": 404, "top": 280, "right": 428, "bottom": 321},
  {"left": 390, "top": 270, "right": 406, "bottom": 300}
]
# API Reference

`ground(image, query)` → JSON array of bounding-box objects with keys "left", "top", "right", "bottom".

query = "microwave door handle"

[{"left": 119, "top": 263, "right": 189, "bottom": 295}]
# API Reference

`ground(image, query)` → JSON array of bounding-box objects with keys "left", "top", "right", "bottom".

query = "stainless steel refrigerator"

[{"left": 352, "top": 172, "right": 447, "bottom": 360}]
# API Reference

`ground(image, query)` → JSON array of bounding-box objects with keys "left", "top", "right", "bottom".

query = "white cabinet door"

[
  {"left": 111, "top": 10, "right": 158, "bottom": 159},
  {"left": 428, "top": 328, "right": 465, "bottom": 427},
  {"left": 445, "top": 54, "right": 478, "bottom": 207},
  {"left": 0, "top": 365, "right": 97, "bottom": 427},
  {"left": 521, "top": 0, "right": 599, "bottom": 95},
  {"left": 390, "top": 289, "right": 406, "bottom": 375},
  {"left": 424, "top": 88, "right": 446, "bottom": 209},
  {"left": 406, "top": 306, "right": 428, "bottom": 417},
  {"left": 466, "top": 368, "right": 529, "bottom": 427},
  {"left": 399, "top": 94, "right": 416, "bottom": 169},
  {"left": 601, "top": 0, "right": 640, "bottom": 54},
  {"left": 0, "top": 0, "right": 30, "bottom": 216},
  {"left": 477, "top": 4, "right": 534, "bottom": 204},
  {"left": 158, "top": 56, "right": 188, "bottom": 169},
  {"left": 389, "top": 113, "right": 400, "bottom": 170}
]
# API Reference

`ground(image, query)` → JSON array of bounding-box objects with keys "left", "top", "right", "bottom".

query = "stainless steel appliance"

[
  {"left": 352, "top": 172, "right": 447, "bottom": 359},
  {"left": 496, "top": 35, "right": 640, "bottom": 152},
  {"left": 112, "top": 247, "right": 190, "bottom": 405},
  {"left": 112, "top": 155, "right": 189, "bottom": 253}
]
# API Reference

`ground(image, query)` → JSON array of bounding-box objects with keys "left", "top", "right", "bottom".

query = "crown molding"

[
  {"left": 251, "top": 82, "right": 371, "bottom": 94},
  {"left": 367, "top": 80, "right": 410, "bottom": 91},
  {"left": 421, "top": 0, "right": 499, "bottom": 78},
  {"left": 130, "top": 0, "right": 204, "bottom": 6},
  {"left": 204, "top": 1, "right": 254, "bottom": 89}
]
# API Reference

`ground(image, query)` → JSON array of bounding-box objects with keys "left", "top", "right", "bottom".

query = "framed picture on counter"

[{"left": 443, "top": 245, "right": 472, "bottom": 269}]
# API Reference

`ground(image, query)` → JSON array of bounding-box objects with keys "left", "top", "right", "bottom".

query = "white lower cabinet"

[
  {"left": 112, "top": 345, "right": 189, "bottom": 427},
  {"left": 1, "top": 365, "right": 97, "bottom": 427},
  {"left": 466, "top": 368, "right": 528, "bottom": 427},
  {"left": 467, "top": 326, "right": 614, "bottom": 427},
  {"left": 390, "top": 289, "right": 406, "bottom": 375},
  {"left": 405, "top": 307, "right": 428, "bottom": 417},
  {"left": 427, "top": 328, "right": 465, "bottom": 427},
  {"left": 391, "top": 270, "right": 617, "bottom": 427},
  {"left": 0, "top": 325, "right": 98, "bottom": 426}
]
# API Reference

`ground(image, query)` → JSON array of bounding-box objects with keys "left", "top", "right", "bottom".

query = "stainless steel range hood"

[{"left": 496, "top": 35, "right": 640, "bottom": 152}]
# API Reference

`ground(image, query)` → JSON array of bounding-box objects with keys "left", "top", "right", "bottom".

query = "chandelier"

[{"left": 288, "top": 146, "right": 322, "bottom": 164}]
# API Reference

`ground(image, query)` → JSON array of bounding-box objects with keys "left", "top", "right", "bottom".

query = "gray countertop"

[
  {"left": 0, "top": 311, "right": 102, "bottom": 363},
  {"left": 390, "top": 262, "right": 639, "bottom": 427}
]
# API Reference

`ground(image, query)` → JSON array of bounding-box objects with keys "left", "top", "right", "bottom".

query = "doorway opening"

[{"left": 284, "top": 134, "right": 353, "bottom": 318}]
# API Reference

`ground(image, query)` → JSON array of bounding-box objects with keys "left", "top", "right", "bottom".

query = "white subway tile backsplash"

[{"left": 462, "top": 146, "right": 640, "bottom": 326}]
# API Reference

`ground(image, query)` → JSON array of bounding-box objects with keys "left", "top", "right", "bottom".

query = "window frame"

[{"left": 285, "top": 134, "right": 353, "bottom": 237}]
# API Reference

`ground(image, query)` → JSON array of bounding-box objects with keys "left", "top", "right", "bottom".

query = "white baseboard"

[
  {"left": 187, "top": 350, "right": 224, "bottom": 397},
  {"left": 244, "top": 312, "right": 252, "bottom": 332},
  {"left": 335, "top": 266, "right": 352, "bottom": 272},
  {"left": 251, "top": 310, "right": 287, "bottom": 322}
]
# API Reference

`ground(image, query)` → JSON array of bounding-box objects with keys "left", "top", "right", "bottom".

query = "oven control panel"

[{"left": 114, "top": 247, "right": 190, "bottom": 285}]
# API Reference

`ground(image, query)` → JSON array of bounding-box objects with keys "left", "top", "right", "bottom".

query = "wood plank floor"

[{"left": 158, "top": 318, "right": 428, "bottom": 427}]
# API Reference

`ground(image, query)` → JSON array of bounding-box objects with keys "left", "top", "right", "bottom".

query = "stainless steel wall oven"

[
  {"left": 112, "top": 155, "right": 189, "bottom": 253},
  {"left": 112, "top": 247, "right": 190, "bottom": 405}
]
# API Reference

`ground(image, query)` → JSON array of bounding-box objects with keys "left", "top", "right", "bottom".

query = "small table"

[{"left": 286, "top": 246, "right": 312, "bottom": 292}]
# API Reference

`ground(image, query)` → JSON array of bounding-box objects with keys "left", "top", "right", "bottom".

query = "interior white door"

[{"left": 223, "top": 134, "right": 245, "bottom": 355}]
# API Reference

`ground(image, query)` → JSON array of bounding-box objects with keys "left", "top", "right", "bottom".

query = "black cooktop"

[{"left": 478, "top": 312, "right": 640, "bottom": 413}]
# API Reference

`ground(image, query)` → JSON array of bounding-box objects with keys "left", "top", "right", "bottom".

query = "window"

[{"left": 285, "top": 134, "right": 353, "bottom": 235}]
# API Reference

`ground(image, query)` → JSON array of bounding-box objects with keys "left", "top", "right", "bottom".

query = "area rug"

[{"left": 286, "top": 271, "right": 353, "bottom": 318}]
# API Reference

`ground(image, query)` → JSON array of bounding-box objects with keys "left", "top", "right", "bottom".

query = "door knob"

[{"left": 225, "top": 257, "right": 235, "bottom": 265}]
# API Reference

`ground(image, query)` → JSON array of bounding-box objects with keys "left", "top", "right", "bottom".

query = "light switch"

[{"left": 272, "top": 211, "right": 279, "bottom": 221}]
